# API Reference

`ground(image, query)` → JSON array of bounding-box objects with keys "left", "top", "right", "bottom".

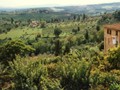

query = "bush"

[
  {"left": 110, "top": 83, "right": 120, "bottom": 90},
  {"left": 90, "top": 68, "right": 120, "bottom": 89},
  {"left": 107, "top": 46, "right": 120, "bottom": 69},
  {"left": 54, "top": 28, "right": 62, "bottom": 37},
  {"left": 56, "top": 59, "right": 92, "bottom": 90},
  {"left": 0, "top": 40, "right": 35, "bottom": 62},
  {"left": 9, "top": 56, "right": 62, "bottom": 90}
]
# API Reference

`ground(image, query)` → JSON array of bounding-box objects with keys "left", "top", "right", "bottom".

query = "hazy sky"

[{"left": 0, "top": 0, "right": 120, "bottom": 8}]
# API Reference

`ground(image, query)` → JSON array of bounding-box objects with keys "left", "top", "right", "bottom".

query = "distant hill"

[
  {"left": 60, "top": 2, "right": 120, "bottom": 15},
  {"left": 0, "top": 8, "right": 16, "bottom": 11},
  {"left": 0, "top": 2, "right": 120, "bottom": 15}
]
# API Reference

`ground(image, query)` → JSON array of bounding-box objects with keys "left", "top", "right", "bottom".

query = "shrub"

[
  {"left": 0, "top": 40, "right": 35, "bottom": 62},
  {"left": 56, "top": 59, "right": 92, "bottom": 90},
  {"left": 90, "top": 68, "right": 120, "bottom": 89},
  {"left": 54, "top": 28, "right": 62, "bottom": 37},
  {"left": 107, "top": 46, "right": 120, "bottom": 69},
  {"left": 9, "top": 56, "right": 62, "bottom": 90},
  {"left": 0, "top": 63, "right": 7, "bottom": 75},
  {"left": 32, "top": 41, "right": 47, "bottom": 55},
  {"left": 109, "top": 83, "right": 120, "bottom": 90}
]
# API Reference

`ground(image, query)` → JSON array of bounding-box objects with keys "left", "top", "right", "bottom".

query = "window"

[
  {"left": 116, "top": 31, "right": 118, "bottom": 36},
  {"left": 109, "top": 30, "right": 111, "bottom": 34},
  {"left": 107, "top": 29, "right": 109, "bottom": 34},
  {"left": 107, "top": 29, "right": 111, "bottom": 35}
]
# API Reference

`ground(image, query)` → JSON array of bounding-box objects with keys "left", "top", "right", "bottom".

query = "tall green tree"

[
  {"left": 96, "top": 25, "right": 100, "bottom": 31},
  {"left": 64, "top": 42, "right": 70, "bottom": 54},
  {"left": 54, "top": 28, "right": 62, "bottom": 37},
  {"left": 54, "top": 39, "right": 62, "bottom": 56},
  {"left": 85, "top": 30, "right": 89, "bottom": 42},
  {"left": 11, "top": 18, "right": 14, "bottom": 24},
  {"left": 82, "top": 14, "right": 86, "bottom": 21},
  {"left": 77, "top": 26, "right": 80, "bottom": 32}
]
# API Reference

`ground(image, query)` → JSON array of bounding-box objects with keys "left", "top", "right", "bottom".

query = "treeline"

[
  {"left": 0, "top": 13, "right": 88, "bottom": 35},
  {"left": 98, "top": 10, "right": 120, "bottom": 24}
]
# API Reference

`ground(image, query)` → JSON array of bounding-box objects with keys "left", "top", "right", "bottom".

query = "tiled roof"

[{"left": 104, "top": 23, "right": 120, "bottom": 30}]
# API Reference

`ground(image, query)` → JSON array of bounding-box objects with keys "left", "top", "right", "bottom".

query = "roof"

[{"left": 104, "top": 23, "right": 120, "bottom": 31}]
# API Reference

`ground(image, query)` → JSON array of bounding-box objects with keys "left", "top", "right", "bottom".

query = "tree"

[
  {"left": 56, "top": 58, "right": 92, "bottom": 90},
  {"left": 97, "top": 30, "right": 104, "bottom": 42},
  {"left": 82, "top": 14, "right": 86, "bottom": 21},
  {"left": 73, "top": 15, "right": 76, "bottom": 21},
  {"left": 78, "top": 26, "right": 80, "bottom": 31},
  {"left": 32, "top": 40, "right": 49, "bottom": 55},
  {"left": 41, "top": 21, "right": 46, "bottom": 28},
  {"left": 64, "top": 42, "right": 70, "bottom": 54},
  {"left": 72, "top": 29, "right": 78, "bottom": 34},
  {"left": 54, "top": 39, "right": 62, "bottom": 56},
  {"left": 72, "top": 27, "right": 80, "bottom": 34},
  {"left": 27, "top": 19, "right": 31, "bottom": 25},
  {"left": 85, "top": 30, "right": 89, "bottom": 42},
  {"left": 0, "top": 40, "right": 35, "bottom": 62},
  {"left": 113, "top": 10, "right": 120, "bottom": 21},
  {"left": 54, "top": 28, "right": 62, "bottom": 37},
  {"left": 77, "top": 15, "right": 81, "bottom": 21},
  {"left": 11, "top": 18, "right": 14, "bottom": 24},
  {"left": 96, "top": 25, "right": 100, "bottom": 31}
]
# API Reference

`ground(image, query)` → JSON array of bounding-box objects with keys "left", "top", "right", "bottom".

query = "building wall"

[{"left": 104, "top": 28, "right": 120, "bottom": 53}]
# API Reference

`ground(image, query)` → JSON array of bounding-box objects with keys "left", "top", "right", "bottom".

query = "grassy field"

[
  {"left": 43, "top": 20, "right": 98, "bottom": 35},
  {"left": 0, "top": 19, "right": 98, "bottom": 40},
  {"left": 0, "top": 27, "right": 42, "bottom": 39}
]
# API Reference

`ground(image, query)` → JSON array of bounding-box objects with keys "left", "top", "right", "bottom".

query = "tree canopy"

[
  {"left": 54, "top": 28, "right": 62, "bottom": 37},
  {"left": 0, "top": 40, "right": 35, "bottom": 61}
]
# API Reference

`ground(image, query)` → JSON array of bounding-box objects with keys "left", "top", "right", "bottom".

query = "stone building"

[{"left": 104, "top": 23, "right": 120, "bottom": 52}]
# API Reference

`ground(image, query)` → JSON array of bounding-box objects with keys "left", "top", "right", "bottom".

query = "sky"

[{"left": 0, "top": 0, "right": 120, "bottom": 8}]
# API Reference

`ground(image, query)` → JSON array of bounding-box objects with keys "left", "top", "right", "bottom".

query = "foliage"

[
  {"left": 54, "top": 39, "right": 62, "bottom": 56},
  {"left": 63, "top": 41, "right": 71, "bottom": 54},
  {"left": 56, "top": 58, "right": 92, "bottom": 90},
  {"left": 0, "top": 40, "right": 35, "bottom": 61},
  {"left": 110, "top": 83, "right": 120, "bottom": 90},
  {"left": 85, "top": 30, "right": 89, "bottom": 42},
  {"left": 9, "top": 56, "right": 62, "bottom": 90},
  {"left": 0, "top": 63, "right": 8, "bottom": 75},
  {"left": 1, "top": 47, "right": 120, "bottom": 90},
  {"left": 107, "top": 46, "right": 120, "bottom": 69},
  {"left": 54, "top": 28, "right": 62, "bottom": 37},
  {"left": 0, "top": 23, "right": 14, "bottom": 34},
  {"left": 89, "top": 62, "right": 120, "bottom": 90},
  {"left": 72, "top": 28, "right": 78, "bottom": 34},
  {"left": 113, "top": 10, "right": 120, "bottom": 21},
  {"left": 98, "top": 41, "right": 104, "bottom": 51},
  {"left": 96, "top": 25, "right": 100, "bottom": 31},
  {"left": 40, "top": 21, "right": 46, "bottom": 28},
  {"left": 97, "top": 30, "right": 104, "bottom": 42},
  {"left": 32, "top": 40, "right": 49, "bottom": 55}
]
